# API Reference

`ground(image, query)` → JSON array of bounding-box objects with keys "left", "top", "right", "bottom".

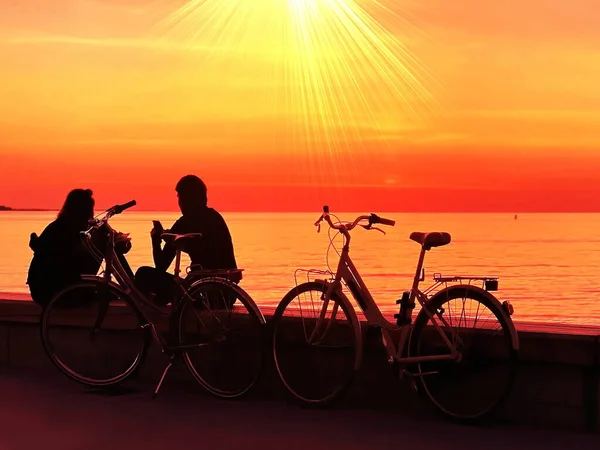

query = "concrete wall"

[{"left": 0, "top": 297, "right": 598, "bottom": 432}]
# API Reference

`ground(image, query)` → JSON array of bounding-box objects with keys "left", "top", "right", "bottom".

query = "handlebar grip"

[
  {"left": 378, "top": 217, "right": 395, "bottom": 226},
  {"left": 371, "top": 214, "right": 395, "bottom": 226},
  {"left": 314, "top": 205, "right": 330, "bottom": 226},
  {"left": 113, "top": 200, "right": 137, "bottom": 214},
  {"left": 121, "top": 200, "right": 137, "bottom": 210}
]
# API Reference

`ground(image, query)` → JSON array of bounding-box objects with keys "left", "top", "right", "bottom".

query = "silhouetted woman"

[{"left": 26, "top": 189, "right": 104, "bottom": 308}]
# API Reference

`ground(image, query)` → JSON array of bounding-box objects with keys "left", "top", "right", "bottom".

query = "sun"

[{"left": 154, "top": 0, "right": 437, "bottom": 183}]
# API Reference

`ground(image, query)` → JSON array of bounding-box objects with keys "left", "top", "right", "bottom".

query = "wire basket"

[
  {"left": 293, "top": 268, "right": 335, "bottom": 289},
  {"left": 291, "top": 212, "right": 351, "bottom": 289}
]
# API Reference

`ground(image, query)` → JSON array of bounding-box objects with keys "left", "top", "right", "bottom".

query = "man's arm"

[
  {"left": 152, "top": 235, "right": 177, "bottom": 272},
  {"left": 151, "top": 220, "right": 180, "bottom": 272}
]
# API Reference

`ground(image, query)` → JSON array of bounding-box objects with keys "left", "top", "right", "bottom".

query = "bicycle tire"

[
  {"left": 272, "top": 281, "right": 363, "bottom": 407},
  {"left": 409, "top": 286, "right": 518, "bottom": 423},
  {"left": 40, "top": 279, "right": 151, "bottom": 387},
  {"left": 176, "top": 277, "right": 266, "bottom": 398}
]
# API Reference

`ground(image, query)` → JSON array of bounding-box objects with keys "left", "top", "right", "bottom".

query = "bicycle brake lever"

[{"left": 372, "top": 227, "right": 386, "bottom": 235}]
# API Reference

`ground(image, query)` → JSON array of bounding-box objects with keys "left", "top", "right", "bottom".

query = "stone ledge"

[
  {"left": 0, "top": 295, "right": 598, "bottom": 431},
  {"left": 1, "top": 296, "right": 598, "bottom": 366}
]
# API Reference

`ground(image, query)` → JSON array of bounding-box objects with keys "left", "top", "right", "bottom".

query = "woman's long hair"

[{"left": 57, "top": 188, "right": 95, "bottom": 230}]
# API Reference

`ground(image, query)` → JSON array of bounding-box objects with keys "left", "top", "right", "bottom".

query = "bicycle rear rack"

[
  {"left": 423, "top": 273, "right": 499, "bottom": 298},
  {"left": 425, "top": 273, "right": 514, "bottom": 317}
]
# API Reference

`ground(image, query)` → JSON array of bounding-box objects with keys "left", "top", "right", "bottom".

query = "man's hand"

[
  {"left": 151, "top": 220, "right": 164, "bottom": 246},
  {"left": 151, "top": 228, "right": 162, "bottom": 243},
  {"left": 151, "top": 220, "right": 177, "bottom": 271}
]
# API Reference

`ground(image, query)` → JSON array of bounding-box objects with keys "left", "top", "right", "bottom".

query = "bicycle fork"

[{"left": 307, "top": 282, "right": 340, "bottom": 345}]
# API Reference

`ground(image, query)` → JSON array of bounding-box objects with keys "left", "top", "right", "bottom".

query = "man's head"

[{"left": 176, "top": 175, "right": 207, "bottom": 215}]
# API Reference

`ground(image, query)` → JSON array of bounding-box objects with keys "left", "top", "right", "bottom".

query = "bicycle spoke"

[
  {"left": 178, "top": 280, "right": 264, "bottom": 398},
  {"left": 273, "top": 282, "right": 361, "bottom": 406},
  {"left": 42, "top": 282, "right": 147, "bottom": 387},
  {"left": 411, "top": 289, "right": 517, "bottom": 422}
]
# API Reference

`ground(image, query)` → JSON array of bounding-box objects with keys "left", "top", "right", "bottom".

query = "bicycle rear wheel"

[
  {"left": 41, "top": 280, "right": 150, "bottom": 387},
  {"left": 409, "top": 286, "right": 518, "bottom": 422},
  {"left": 176, "top": 278, "right": 266, "bottom": 398},
  {"left": 272, "top": 281, "right": 362, "bottom": 407}
]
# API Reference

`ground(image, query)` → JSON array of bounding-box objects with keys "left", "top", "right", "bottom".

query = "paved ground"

[{"left": 0, "top": 367, "right": 597, "bottom": 450}]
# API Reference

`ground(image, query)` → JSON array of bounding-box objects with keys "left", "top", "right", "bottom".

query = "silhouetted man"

[{"left": 135, "top": 175, "right": 240, "bottom": 306}]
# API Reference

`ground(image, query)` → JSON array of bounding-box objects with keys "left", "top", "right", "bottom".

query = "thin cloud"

[{"left": 0, "top": 33, "right": 210, "bottom": 51}]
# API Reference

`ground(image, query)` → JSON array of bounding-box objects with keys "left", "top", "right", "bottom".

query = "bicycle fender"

[
  {"left": 426, "top": 285, "right": 520, "bottom": 351},
  {"left": 79, "top": 275, "right": 128, "bottom": 296},
  {"left": 187, "top": 277, "right": 267, "bottom": 325}
]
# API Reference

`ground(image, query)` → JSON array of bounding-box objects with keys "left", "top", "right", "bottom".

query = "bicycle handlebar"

[
  {"left": 111, "top": 200, "right": 136, "bottom": 215},
  {"left": 314, "top": 205, "right": 395, "bottom": 233},
  {"left": 82, "top": 199, "right": 137, "bottom": 235}
]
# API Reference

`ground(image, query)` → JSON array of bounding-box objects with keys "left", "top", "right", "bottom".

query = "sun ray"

[{"left": 154, "top": 0, "right": 438, "bottom": 188}]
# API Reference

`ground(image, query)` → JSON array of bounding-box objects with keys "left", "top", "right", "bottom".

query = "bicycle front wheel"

[
  {"left": 409, "top": 286, "right": 518, "bottom": 422},
  {"left": 176, "top": 278, "right": 266, "bottom": 398},
  {"left": 272, "top": 281, "right": 362, "bottom": 407},
  {"left": 41, "top": 280, "right": 150, "bottom": 387}
]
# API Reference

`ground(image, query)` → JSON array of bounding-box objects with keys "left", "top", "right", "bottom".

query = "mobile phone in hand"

[{"left": 152, "top": 220, "right": 164, "bottom": 231}]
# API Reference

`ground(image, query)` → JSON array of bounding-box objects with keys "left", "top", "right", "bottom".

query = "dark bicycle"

[{"left": 41, "top": 201, "right": 266, "bottom": 399}]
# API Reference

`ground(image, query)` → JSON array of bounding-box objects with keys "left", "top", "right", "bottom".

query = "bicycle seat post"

[{"left": 411, "top": 246, "right": 427, "bottom": 291}]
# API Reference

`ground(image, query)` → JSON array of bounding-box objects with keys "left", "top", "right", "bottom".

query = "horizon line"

[{"left": 3, "top": 208, "right": 600, "bottom": 214}]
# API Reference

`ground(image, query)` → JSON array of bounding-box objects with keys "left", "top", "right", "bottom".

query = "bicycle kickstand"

[{"left": 153, "top": 355, "right": 175, "bottom": 399}]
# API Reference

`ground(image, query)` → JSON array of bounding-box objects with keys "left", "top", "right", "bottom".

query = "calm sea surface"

[{"left": 1, "top": 211, "right": 600, "bottom": 326}]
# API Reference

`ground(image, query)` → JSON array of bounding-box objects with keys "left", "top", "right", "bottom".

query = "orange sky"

[{"left": 1, "top": 0, "right": 599, "bottom": 212}]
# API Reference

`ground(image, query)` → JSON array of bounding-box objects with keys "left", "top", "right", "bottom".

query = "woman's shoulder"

[
  {"left": 37, "top": 217, "right": 81, "bottom": 242},
  {"left": 38, "top": 218, "right": 60, "bottom": 236},
  {"left": 29, "top": 219, "right": 60, "bottom": 252}
]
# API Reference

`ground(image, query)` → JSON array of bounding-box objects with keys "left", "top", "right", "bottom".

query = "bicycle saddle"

[{"left": 409, "top": 232, "right": 451, "bottom": 250}]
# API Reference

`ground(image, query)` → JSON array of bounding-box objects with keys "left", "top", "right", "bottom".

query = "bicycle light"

[{"left": 484, "top": 279, "right": 498, "bottom": 291}]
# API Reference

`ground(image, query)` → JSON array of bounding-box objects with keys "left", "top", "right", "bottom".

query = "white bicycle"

[{"left": 271, "top": 206, "right": 519, "bottom": 422}]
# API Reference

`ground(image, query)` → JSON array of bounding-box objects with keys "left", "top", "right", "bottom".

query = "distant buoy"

[{"left": 514, "top": 214, "right": 518, "bottom": 220}]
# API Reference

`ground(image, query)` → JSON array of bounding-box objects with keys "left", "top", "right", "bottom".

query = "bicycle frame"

[
  {"left": 82, "top": 222, "right": 205, "bottom": 353},
  {"left": 314, "top": 217, "right": 461, "bottom": 366}
]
